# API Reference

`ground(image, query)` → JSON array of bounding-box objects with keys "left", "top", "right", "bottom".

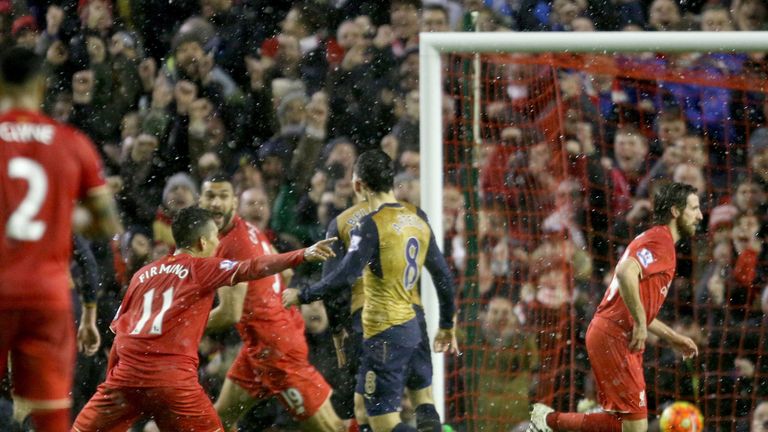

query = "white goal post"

[{"left": 418, "top": 31, "right": 768, "bottom": 419}]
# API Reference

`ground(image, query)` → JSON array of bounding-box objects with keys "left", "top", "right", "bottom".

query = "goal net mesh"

[{"left": 441, "top": 51, "right": 768, "bottom": 432}]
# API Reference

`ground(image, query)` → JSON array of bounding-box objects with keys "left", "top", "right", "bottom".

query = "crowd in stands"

[{"left": 1, "top": 0, "right": 768, "bottom": 430}]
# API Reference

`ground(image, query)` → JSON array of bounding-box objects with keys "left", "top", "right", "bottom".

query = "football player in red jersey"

[
  {"left": 528, "top": 182, "right": 703, "bottom": 432},
  {"left": 198, "top": 175, "right": 346, "bottom": 432},
  {"left": 72, "top": 207, "right": 336, "bottom": 431},
  {"left": 0, "top": 47, "right": 122, "bottom": 432}
]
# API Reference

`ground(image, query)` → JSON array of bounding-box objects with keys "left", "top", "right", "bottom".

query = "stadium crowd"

[{"left": 1, "top": 0, "right": 768, "bottom": 431}]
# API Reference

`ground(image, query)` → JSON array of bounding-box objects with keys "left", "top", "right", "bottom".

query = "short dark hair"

[
  {"left": 423, "top": 3, "right": 449, "bottom": 17},
  {"left": 202, "top": 173, "right": 232, "bottom": 186},
  {"left": 355, "top": 150, "right": 395, "bottom": 193},
  {"left": 392, "top": 0, "right": 422, "bottom": 10},
  {"left": 0, "top": 46, "right": 43, "bottom": 86},
  {"left": 653, "top": 182, "right": 697, "bottom": 225},
  {"left": 172, "top": 207, "right": 215, "bottom": 249}
]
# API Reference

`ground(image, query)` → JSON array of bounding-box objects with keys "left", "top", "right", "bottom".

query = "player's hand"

[
  {"left": 332, "top": 329, "right": 349, "bottom": 368},
  {"left": 282, "top": 288, "right": 300, "bottom": 308},
  {"left": 77, "top": 322, "right": 101, "bottom": 357},
  {"left": 629, "top": 324, "right": 647, "bottom": 353},
  {"left": 671, "top": 334, "right": 699, "bottom": 360},
  {"left": 434, "top": 328, "right": 459, "bottom": 355},
  {"left": 303, "top": 237, "right": 337, "bottom": 263}
]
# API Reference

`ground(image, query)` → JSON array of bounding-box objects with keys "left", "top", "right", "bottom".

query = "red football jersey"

[
  {"left": 595, "top": 225, "right": 676, "bottom": 335},
  {"left": 107, "top": 254, "right": 242, "bottom": 388},
  {"left": 0, "top": 109, "right": 105, "bottom": 310},
  {"left": 217, "top": 216, "right": 306, "bottom": 352}
]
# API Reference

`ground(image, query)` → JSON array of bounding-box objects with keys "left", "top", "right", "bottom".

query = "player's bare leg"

[
  {"left": 621, "top": 418, "right": 647, "bottom": 432},
  {"left": 369, "top": 411, "right": 416, "bottom": 432},
  {"left": 214, "top": 378, "right": 259, "bottom": 430},
  {"left": 12, "top": 396, "right": 71, "bottom": 432},
  {"left": 354, "top": 392, "right": 371, "bottom": 431},
  {"left": 407, "top": 386, "right": 441, "bottom": 432},
  {"left": 528, "top": 403, "right": 623, "bottom": 432},
  {"left": 299, "top": 394, "right": 345, "bottom": 432}
]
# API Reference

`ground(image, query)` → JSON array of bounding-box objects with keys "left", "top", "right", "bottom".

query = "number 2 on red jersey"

[{"left": 5, "top": 157, "right": 48, "bottom": 241}]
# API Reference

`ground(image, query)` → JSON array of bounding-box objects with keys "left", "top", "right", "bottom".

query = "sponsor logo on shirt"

[
  {"left": 219, "top": 260, "right": 238, "bottom": 271},
  {"left": 636, "top": 248, "right": 654, "bottom": 268},
  {"left": 639, "top": 390, "right": 646, "bottom": 407}
]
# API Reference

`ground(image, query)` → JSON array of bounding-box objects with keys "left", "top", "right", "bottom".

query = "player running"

[
  {"left": 72, "top": 207, "right": 335, "bottom": 431},
  {"left": 283, "top": 170, "right": 448, "bottom": 432},
  {"left": 284, "top": 150, "right": 457, "bottom": 432},
  {"left": 527, "top": 182, "right": 702, "bottom": 432},
  {"left": 198, "top": 175, "right": 346, "bottom": 432},
  {"left": 0, "top": 47, "right": 122, "bottom": 432}
]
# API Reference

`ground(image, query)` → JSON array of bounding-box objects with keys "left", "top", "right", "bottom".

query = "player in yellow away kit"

[{"left": 284, "top": 150, "right": 457, "bottom": 432}]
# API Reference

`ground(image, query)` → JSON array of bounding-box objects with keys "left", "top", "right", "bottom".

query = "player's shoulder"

[
  {"left": 632, "top": 225, "right": 673, "bottom": 246},
  {"left": 401, "top": 202, "right": 429, "bottom": 223},
  {"left": 337, "top": 202, "right": 371, "bottom": 231}
]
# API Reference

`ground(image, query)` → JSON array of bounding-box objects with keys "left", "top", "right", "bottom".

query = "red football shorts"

[
  {"left": 0, "top": 309, "right": 75, "bottom": 402},
  {"left": 586, "top": 317, "right": 648, "bottom": 421},
  {"left": 227, "top": 346, "right": 332, "bottom": 420},
  {"left": 72, "top": 383, "right": 223, "bottom": 432}
]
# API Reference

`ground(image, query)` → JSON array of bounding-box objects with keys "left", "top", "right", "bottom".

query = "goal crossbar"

[{"left": 418, "top": 30, "right": 768, "bottom": 419}]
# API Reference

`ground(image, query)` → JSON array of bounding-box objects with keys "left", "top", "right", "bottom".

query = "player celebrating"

[
  {"left": 72, "top": 207, "right": 335, "bottom": 431},
  {"left": 198, "top": 175, "right": 346, "bottom": 432},
  {"left": 528, "top": 182, "right": 703, "bottom": 432},
  {"left": 283, "top": 150, "right": 457, "bottom": 432},
  {"left": 0, "top": 47, "right": 122, "bottom": 432},
  {"left": 283, "top": 169, "right": 447, "bottom": 432}
]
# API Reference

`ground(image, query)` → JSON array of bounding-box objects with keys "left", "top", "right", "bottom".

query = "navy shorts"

[
  {"left": 350, "top": 307, "right": 433, "bottom": 391},
  {"left": 356, "top": 317, "right": 422, "bottom": 416}
]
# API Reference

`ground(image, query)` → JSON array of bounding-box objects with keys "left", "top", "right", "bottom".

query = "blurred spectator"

[
  {"left": 394, "top": 171, "right": 420, "bottom": 206},
  {"left": 153, "top": 172, "right": 198, "bottom": 247},
  {"left": 388, "top": 0, "right": 421, "bottom": 57},
  {"left": 753, "top": 401, "right": 768, "bottom": 432},
  {"left": 607, "top": 125, "right": 649, "bottom": 215},
  {"left": 734, "top": 0, "right": 767, "bottom": 31},
  {"left": 116, "top": 132, "right": 163, "bottom": 227},
  {"left": 701, "top": 5, "right": 734, "bottom": 32},
  {"left": 11, "top": 15, "right": 38, "bottom": 48},
  {"left": 421, "top": 4, "right": 450, "bottom": 32},
  {"left": 474, "top": 295, "right": 539, "bottom": 431},
  {"left": 749, "top": 127, "right": 768, "bottom": 189},
  {"left": 650, "top": 110, "right": 688, "bottom": 158},
  {"left": 239, "top": 187, "right": 272, "bottom": 232},
  {"left": 647, "top": 0, "right": 682, "bottom": 30},
  {"left": 443, "top": 184, "right": 467, "bottom": 276}
]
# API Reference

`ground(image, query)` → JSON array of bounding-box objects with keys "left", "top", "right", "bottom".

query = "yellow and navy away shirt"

[
  {"left": 301, "top": 203, "right": 455, "bottom": 339},
  {"left": 322, "top": 201, "right": 423, "bottom": 317}
]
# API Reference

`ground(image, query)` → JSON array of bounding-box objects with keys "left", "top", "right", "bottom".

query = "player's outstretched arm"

[
  {"left": 283, "top": 225, "right": 374, "bottom": 308},
  {"left": 616, "top": 258, "right": 647, "bottom": 352},
  {"left": 304, "top": 237, "right": 338, "bottom": 262},
  {"left": 648, "top": 319, "right": 699, "bottom": 359},
  {"left": 233, "top": 238, "right": 336, "bottom": 285}
]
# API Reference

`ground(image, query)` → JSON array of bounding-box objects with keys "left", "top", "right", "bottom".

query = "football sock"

[
  {"left": 415, "top": 404, "right": 442, "bottom": 432},
  {"left": 348, "top": 418, "right": 360, "bottom": 432},
  {"left": 29, "top": 409, "right": 69, "bottom": 432},
  {"left": 392, "top": 422, "right": 418, "bottom": 432},
  {"left": 546, "top": 412, "right": 622, "bottom": 432}
]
